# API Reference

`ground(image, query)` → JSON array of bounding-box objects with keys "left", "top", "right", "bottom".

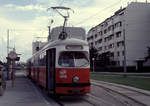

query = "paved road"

[{"left": 0, "top": 71, "right": 58, "bottom": 106}]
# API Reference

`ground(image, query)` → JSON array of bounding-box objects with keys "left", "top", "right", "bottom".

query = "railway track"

[
  {"left": 52, "top": 83, "right": 145, "bottom": 106},
  {"left": 52, "top": 95, "right": 95, "bottom": 106},
  {"left": 30, "top": 76, "right": 150, "bottom": 106},
  {"left": 91, "top": 80, "right": 150, "bottom": 106}
]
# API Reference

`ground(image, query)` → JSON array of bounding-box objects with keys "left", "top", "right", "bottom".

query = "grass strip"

[{"left": 91, "top": 73, "right": 150, "bottom": 91}]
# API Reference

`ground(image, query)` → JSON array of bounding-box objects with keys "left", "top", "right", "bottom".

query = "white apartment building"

[{"left": 87, "top": 2, "right": 150, "bottom": 66}]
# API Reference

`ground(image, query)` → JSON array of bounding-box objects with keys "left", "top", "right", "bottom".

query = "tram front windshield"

[{"left": 58, "top": 51, "right": 89, "bottom": 67}]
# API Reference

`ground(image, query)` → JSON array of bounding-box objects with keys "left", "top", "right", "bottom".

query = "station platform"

[{"left": 0, "top": 71, "right": 55, "bottom": 106}]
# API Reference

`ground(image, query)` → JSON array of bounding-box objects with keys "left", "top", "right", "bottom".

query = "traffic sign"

[{"left": 8, "top": 51, "right": 17, "bottom": 60}]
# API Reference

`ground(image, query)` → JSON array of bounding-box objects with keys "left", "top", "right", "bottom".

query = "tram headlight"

[{"left": 73, "top": 76, "right": 79, "bottom": 83}]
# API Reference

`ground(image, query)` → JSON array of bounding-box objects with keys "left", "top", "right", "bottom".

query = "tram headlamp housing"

[{"left": 73, "top": 76, "right": 79, "bottom": 83}]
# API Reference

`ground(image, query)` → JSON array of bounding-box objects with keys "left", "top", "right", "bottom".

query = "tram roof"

[
  {"left": 50, "top": 38, "right": 88, "bottom": 47},
  {"left": 31, "top": 38, "right": 88, "bottom": 57},
  {"left": 42, "top": 38, "right": 87, "bottom": 50}
]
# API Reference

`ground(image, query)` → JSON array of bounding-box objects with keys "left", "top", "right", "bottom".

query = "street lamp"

[{"left": 92, "top": 58, "right": 95, "bottom": 72}]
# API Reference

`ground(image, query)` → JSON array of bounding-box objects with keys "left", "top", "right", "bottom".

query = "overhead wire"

[
  {"left": 59, "top": 0, "right": 65, "bottom": 6},
  {"left": 74, "top": 0, "right": 142, "bottom": 27},
  {"left": 74, "top": 0, "right": 122, "bottom": 26}
]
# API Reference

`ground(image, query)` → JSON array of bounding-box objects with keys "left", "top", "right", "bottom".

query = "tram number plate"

[{"left": 71, "top": 90, "right": 80, "bottom": 94}]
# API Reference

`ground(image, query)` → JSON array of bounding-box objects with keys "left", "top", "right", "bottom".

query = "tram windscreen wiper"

[{"left": 78, "top": 62, "right": 89, "bottom": 67}]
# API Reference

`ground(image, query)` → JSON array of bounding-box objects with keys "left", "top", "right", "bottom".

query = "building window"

[
  {"left": 108, "top": 36, "right": 111, "bottom": 41},
  {"left": 119, "top": 22, "right": 122, "bottom": 27},
  {"left": 104, "top": 22, "right": 108, "bottom": 27},
  {"left": 116, "top": 31, "right": 121, "bottom": 38},
  {"left": 101, "top": 31, "right": 103, "bottom": 36},
  {"left": 108, "top": 34, "right": 114, "bottom": 41},
  {"left": 111, "top": 25, "right": 114, "bottom": 30},
  {"left": 108, "top": 44, "right": 111, "bottom": 49},
  {"left": 112, "top": 43, "right": 114, "bottom": 48},
  {"left": 108, "top": 26, "right": 111, "bottom": 31},
  {"left": 99, "top": 47, "right": 102, "bottom": 51},
  {"left": 95, "top": 41, "right": 97, "bottom": 45},
  {"left": 108, "top": 43, "right": 114, "bottom": 49},
  {"left": 117, "top": 41, "right": 124, "bottom": 47},
  {"left": 98, "top": 39, "right": 102, "bottom": 44},
  {"left": 104, "top": 46, "right": 107, "bottom": 50},
  {"left": 104, "top": 29, "right": 107, "bottom": 34},
  {"left": 91, "top": 43, "right": 93, "bottom": 46},
  {"left": 114, "top": 21, "right": 122, "bottom": 29},
  {"left": 122, "top": 51, "right": 124, "bottom": 56},
  {"left": 117, "top": 42, "right": 119, "bottom": 47},
  {"left": 95, "top": 34, "right": 98, "bottom": 38},
  {"left": 98, "top": 31, "right": 103, "bottom": 36},
  {"left": 104, "top": 38, "right": 107, "bottom": 42},
  {"left": 111, "top": 34, "right": 114, "bottom": 39},
  {"left": 114, "top": 23, "right": 117, "bottom": 28},
  {"left": 117, "top": 51, "right": 120, "bottom": 56},
  {"left": 122, "top": 41, "right": 124, "bottom": 46}
]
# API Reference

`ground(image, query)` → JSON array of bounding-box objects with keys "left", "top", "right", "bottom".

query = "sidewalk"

[{"left": 0, "top": 71, "right": 55, "bottom": 106}]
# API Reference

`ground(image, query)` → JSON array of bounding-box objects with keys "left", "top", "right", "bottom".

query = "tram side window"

[
  {"left": 39, "top": 55, "right": 46, "bottom": 66},
  {"left": 58, "top": 51, "right": 89, "bottom": 67}
]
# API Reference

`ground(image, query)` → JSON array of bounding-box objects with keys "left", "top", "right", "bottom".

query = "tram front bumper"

[{"left": 55, "top": 83, "right": 90, "bottom": 95}]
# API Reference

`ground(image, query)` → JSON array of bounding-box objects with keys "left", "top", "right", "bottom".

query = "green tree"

[
  {"left": 89, "top": 46, "right": 98, "bottom": 71},
  {"left": 98, "top": 52, "right": 111, "bottom": 67},
  {"left": 89, "top": 46, "right": 98, "bottom": 59}
]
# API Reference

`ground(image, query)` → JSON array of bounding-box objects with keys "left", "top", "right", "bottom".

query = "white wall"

[{"left": 125, "top": 2, "right": 150, "bottom": 66}]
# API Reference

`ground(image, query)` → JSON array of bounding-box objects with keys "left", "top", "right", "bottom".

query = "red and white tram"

[
  {"left": 27, "top": 6, "right": 90, "bottom": 95},
  {"left": 27, "top": 38, "right": 90, "bottom": 95}
]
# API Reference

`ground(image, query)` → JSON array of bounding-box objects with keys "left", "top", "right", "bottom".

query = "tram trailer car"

[{"left": 27, "top": 38, "right": 91, "bottom": 95}]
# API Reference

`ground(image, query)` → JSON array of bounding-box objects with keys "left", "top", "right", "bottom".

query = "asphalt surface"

[{"left": 0, "top": 71, "right": 58, "bottom": 106}]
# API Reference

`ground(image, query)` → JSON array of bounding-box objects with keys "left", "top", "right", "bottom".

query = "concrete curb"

[{"left": 91, "top": 72, "right": 150, "bottom": 77}]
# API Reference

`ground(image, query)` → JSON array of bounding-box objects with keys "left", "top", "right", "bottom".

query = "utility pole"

[
  {"left": 7, "top": 29, "right": 9, "bottom": 56},
  {"left": 48, "top": 19, "right": 53, "bottom": 41},
  {"left": 123, "top": 28, "right": 127, "bottom": 77},
  {"left": 7, "top": 29, "right": 10, "bottom": 80},
  {"left": 92, "top": 58, "right": 95, "bottom": 72}
]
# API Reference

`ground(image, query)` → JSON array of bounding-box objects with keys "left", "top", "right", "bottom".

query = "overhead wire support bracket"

[{"left": 47, "top": 6, "right": 74, "bottom": 40}]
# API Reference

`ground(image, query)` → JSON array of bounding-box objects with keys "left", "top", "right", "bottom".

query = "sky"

[{"left": 0, "top": 0, "right": 148, "bottom": 62}]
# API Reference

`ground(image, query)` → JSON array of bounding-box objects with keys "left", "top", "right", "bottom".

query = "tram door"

[{"left": 46, "top": 48, "right": 56, "bottom": 92}]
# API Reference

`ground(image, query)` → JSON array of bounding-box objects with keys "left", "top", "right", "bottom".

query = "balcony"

[{"left": 114, "top": 27, "right": 122, "bottom": 33}]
